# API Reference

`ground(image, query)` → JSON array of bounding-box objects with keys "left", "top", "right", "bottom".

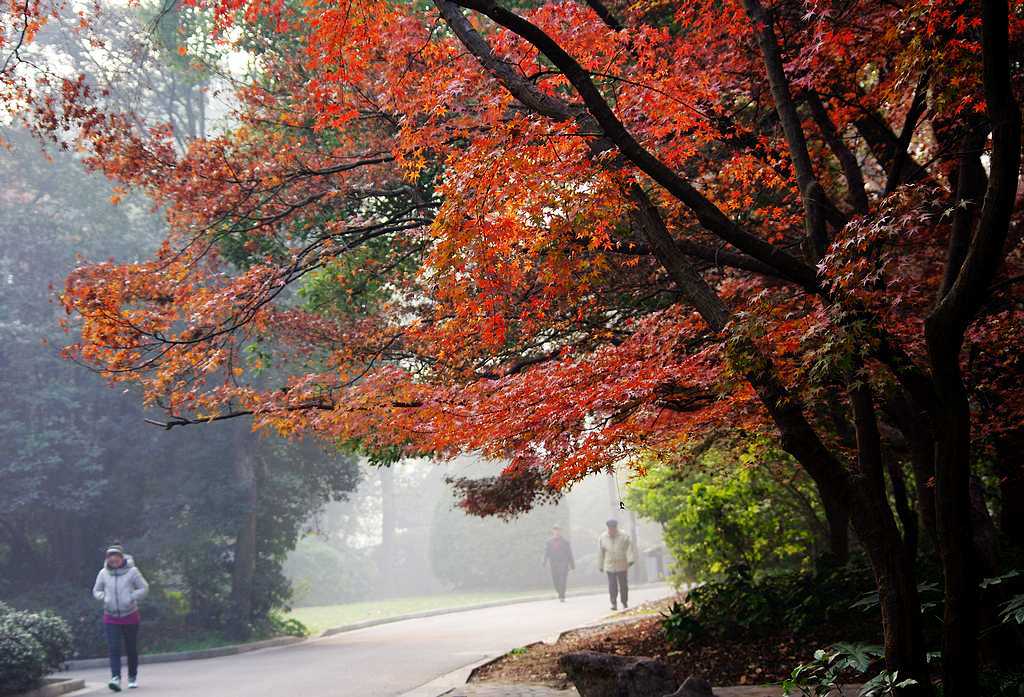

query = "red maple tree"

[{"left": 19, "top": 0, "right": 1023, "bottom": 692}]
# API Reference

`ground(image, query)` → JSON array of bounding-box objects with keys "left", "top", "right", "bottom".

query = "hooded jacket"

[{"left": 93, "top": 556, "right": 149, "bottom": 618}]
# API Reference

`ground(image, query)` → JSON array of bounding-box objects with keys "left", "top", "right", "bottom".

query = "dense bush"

[
  {"left": 8, "top": 583, "right": 107, "bottom": 659},
  {"left": 628, "top": 442, "right": 829, "bottom": 582},
  {"left": 0, "top": 621, "right": 45, "bottom": 696},
  {"left": 978, "top": 668, "right": 1024, "bottom": 697},
  {"left": 0, "top": 603, "right": 72, "bottom": 696},
  {"left": 662, "top": 564, "right": 879, "bottom": 646}
]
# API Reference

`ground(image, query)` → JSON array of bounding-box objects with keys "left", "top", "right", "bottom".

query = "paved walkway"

[{"left": 62, "top": 585, "right": 672, "bottom": 697}]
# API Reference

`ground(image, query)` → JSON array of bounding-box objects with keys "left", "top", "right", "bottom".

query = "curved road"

[{"left": 67, "top": 585, "right": 672, "bottom": 696}]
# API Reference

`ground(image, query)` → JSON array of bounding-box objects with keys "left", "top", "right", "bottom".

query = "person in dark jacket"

[
  {"left": 93, "top": 544, "right": 148, "bottom": 691},
  {"left": 542, "top": 526, "right": 575, "bottom": 602}
]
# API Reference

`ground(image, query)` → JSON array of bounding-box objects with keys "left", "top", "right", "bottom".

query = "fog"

[{"left": 283, "top": 456, "right": 666, "bottom": 607}]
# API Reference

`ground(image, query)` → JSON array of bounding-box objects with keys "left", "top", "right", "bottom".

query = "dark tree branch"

[
  {"left": 742, "top": 0, "right": 835, "bottom": 256},
  {"left": 442, "top": 0, "right": 821, "bottom": 291},
  {"left": 581, "top": 0, "right": 623, "bottom": 30},
  {"left": 938, "top": 124, "right": 989, "bottom": 299},
  {"left": 806, "top": 90, "right": 869, "bottom": 215},
  {"left": 930, "top": 2, "right": 1021, "bottom": 339},
  {"left": 883, "top": 71, "right": 931, "bottom": 196}
]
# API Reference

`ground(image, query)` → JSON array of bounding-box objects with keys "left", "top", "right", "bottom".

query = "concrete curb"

[
  {"left": 62, "top": 635, "right": 304, "bottom": 671},
  {"left": 14, "top": 678, "right": 86, "bottom": 697},
  {"left": 317, "top": 585, "right": 664, "bottom": 639},
  {"left": 397, "top": 655, "right": 503, "bottom": 697}
]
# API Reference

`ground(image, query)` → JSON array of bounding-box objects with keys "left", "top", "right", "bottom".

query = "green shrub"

[
  {"left": 978, "top": 668, "right": 1024, "bottom": 697},
  {"left": 0, "top": 621, "right": 46, "bottom": 696},
  {"left": 267, "top": 613, "right": 308, "bottom": 638},
  {"left": 662, "top": 563, "right": 877, "bottom": 647},
  {"left": 9, "top": 582, "right": 108, "bottom": 658},
  {"left": 628, "top": 442, "right": 828, "bottom": 582},
  {"left": 781, "top": 644, "right": 916, "bottom": 697},
  {"left": 0, "top": 605, "right": 72, "bottom": 696},
  {"left": 8, "top": 611, "right": 73, "bottom": 672}
]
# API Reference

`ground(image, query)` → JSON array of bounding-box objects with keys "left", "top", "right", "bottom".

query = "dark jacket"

[{"left": 544, "top": 537, "right": 575, "bottom": 569}]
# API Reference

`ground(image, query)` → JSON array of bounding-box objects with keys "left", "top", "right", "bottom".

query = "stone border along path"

[
  {"left": 396, "top": 612, "right": 667, "bottom": 697},
  {"left": 444, "top": 685, "right": 856, "bottom": 696},
  {"left": 14, "top": 678, "right": 86, "bottom": 697},
  {"left": 62, "top": 583, "right": 668, "bottom": 672},
  {"left": 433, "top": 607, "right": 860, "bottom": 697}
]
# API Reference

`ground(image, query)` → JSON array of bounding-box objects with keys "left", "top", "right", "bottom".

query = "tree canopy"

[{"left": 5, "top": 0, "right": 1023, "bottom": 692}]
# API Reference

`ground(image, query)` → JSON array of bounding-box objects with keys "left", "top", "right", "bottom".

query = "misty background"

[{"left": 0, "top": 5, "right": 665, "bottom": 657}]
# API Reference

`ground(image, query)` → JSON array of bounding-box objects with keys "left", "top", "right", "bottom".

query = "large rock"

[
  {"left": 665, "top": 676, "right": 715, "bottom": 697},
  {"left": 558, "top": 651, "right": 676, "bottom": 697}
]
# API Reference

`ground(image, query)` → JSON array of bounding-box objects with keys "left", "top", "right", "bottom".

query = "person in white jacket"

[
  {"left": 597, "top": 519, "right": 636, "bottom": 611},
  {"left": 93, "top": 545, "right": 148, "bottom": 691}
]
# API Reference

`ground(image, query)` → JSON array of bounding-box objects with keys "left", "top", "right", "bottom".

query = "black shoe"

[{"left": 623, "top": 602, "right": 629, "bottom": 609}]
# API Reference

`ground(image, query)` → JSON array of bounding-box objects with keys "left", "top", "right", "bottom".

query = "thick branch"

[
  {"left": 883, "top": 72, "right": 930, "bottom": 196},
  {"left": 929, "top": 0, "right": 1022, "bottom": 341},
  {"left": 742, "top": 0, "right": 834, "bottom": 256},
  {"left": 443, "top": 0, "right": 820, "bottom": 291},
  {"left": 581, "top": 0, "right": 622, "bottom": 30},
  {"left": 938, "top": 124, "right": 989, "bottom": 299},
  {"left": 806, "top": 90, "right": 869, "bottom": 215}
]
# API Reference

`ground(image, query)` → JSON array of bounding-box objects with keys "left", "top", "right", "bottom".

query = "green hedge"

[{"left": 0, "top": 603, "right": 73, "bottom": 696}]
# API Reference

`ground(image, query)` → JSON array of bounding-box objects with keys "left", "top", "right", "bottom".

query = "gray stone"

[
  {"left": 559, "top": 651, "right": 676, "bottom": 697},
  {"left": 665, "top": 676, "right": 715, "bottom": 697}
]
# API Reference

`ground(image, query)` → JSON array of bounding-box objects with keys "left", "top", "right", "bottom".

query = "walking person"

[
  {"left": 93, "top": 544, "right": 149, "bottom": 691},
  {"left": 597, "top": 519, "right": 635, "bottom": 611},
  {"left": 543, "top": 525, "right": 575, "bottom": 602}
]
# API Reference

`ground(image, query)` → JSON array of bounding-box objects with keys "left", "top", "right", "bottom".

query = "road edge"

[
  {"left": 62, "top": 635, "right": 305, "bottom": 671},
  {"left": 395, "top": 585, "right": 681, "bottom": 697},
  {"left": 318, "top": 583, "right": 665, "bottom": 638},
  {"left": 62, "top": 583, "right": 671, "bottom": 675}
]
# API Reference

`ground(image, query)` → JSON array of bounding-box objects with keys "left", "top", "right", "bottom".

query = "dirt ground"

[{"left": 470, "top": 596, "right": 876, "bottom": 689}]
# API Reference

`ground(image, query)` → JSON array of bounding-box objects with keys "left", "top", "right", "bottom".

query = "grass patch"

[
  {"left": 286, "top": 591, "right": 556, "bottom": 636},
  {"left": 142, "top": 632, "right": 236, "bottom": 655}
]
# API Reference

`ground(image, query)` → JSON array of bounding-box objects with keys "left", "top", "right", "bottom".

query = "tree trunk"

[
  {"left": 928, "top": 378, "right": 977, "bottom": 697},
  {"left": 883, "top": 375, "right": 939, "bottom": 556},
  {"left": 819, "top": 487, "right": 851, "bottom": 565},
  {"left": 861, "top": 528, "right": 931, "bottom": 691},
  {"left": 849, "top": 383, "right": 931, "bottom": 695},
  {"left": 886, "top": 455, "right": 919, "bottom": 561},
  {"left": 228, "top": 431, "right": 259, "bottom": 639}
]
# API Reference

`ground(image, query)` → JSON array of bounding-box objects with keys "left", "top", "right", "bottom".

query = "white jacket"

[
  {"left": 93, "top": 561, "right": 149, "bottom": 618},
  {"left": 598, "top": 531, "right": 636, "bottom": 573}
]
